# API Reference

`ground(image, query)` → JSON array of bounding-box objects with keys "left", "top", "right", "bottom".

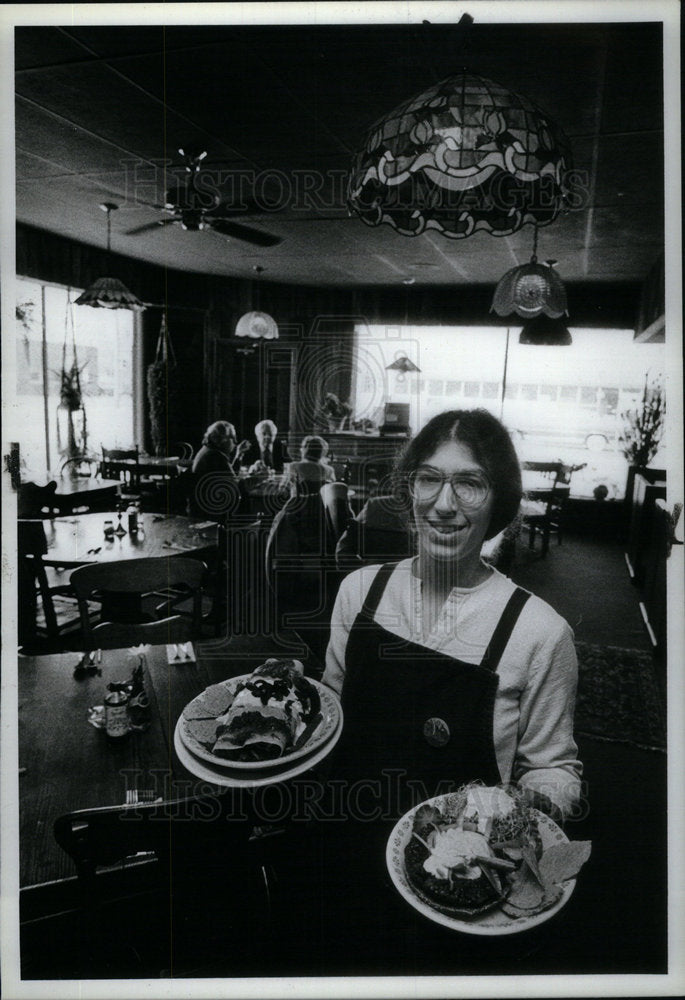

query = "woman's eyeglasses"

[{"left": 408, "top": 468, "right": 490, "bottom": 508}]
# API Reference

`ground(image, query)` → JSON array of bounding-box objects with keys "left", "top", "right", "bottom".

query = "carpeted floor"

[{"left": 574, "top": 640, "right": 666, "bottom": 751}]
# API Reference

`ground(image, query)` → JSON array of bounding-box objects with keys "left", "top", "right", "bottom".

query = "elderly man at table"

[
  {"left": 192, "top": 421, "right": 249, "bottom": 476},
  {"left": 240, "top": 419, "right": 291, "bottom": 474}
]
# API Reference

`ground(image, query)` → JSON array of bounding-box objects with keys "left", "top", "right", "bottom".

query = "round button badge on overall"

[{"left": 423, "top": 717, "right": 451, "bottom": 747}]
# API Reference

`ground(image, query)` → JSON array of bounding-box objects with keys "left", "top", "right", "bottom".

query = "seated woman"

[
  {"left": 286, "top": 435, "right": 336, "bottom": 494},
  {"left": 192, "top": 420, "right": 243, "bottom": 476},
  {"left": 189, "top": 420, "right": 247, "bottom": 521},
  {"left": 323, "top": 408, "right": 582, "bottom": 822}
]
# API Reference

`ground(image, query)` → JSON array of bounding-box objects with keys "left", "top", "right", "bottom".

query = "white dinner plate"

[
  {"left": 386, "top": 795, "right": 575, "bottom": 936},
  {"left": 179, "top": 675, "right": 341, "bottom": 770},
  {"left": 174, "top": 706, "right": 343, "bottom": 788}
]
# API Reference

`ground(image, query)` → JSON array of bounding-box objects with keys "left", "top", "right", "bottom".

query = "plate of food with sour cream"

[{"left": 386, "top": 782, "right": 591, "bottom": 935}]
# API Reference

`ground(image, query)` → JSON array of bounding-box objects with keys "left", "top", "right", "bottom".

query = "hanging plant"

[
  {"left": 146, "top": 314, "right": 179, "bottom": 456},
  {"left": 55, "top": 294, "right": 89, "bottom": 460},
  {"left": 618, "top": 375, "right": 665, "bottom": 469},
  {"left": 58, "top": 359, "right": 88, "bottom": 410}
]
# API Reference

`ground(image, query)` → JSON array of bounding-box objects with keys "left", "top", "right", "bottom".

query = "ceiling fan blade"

[
  {"left": 125, "top": 219, "right": 176, "bottom": 236},
  {"left": 208, "top": 197, "right": 281, "bottom": 219},
  {"left": 209, "top": 220, "right": 282, "bottom": 247}
]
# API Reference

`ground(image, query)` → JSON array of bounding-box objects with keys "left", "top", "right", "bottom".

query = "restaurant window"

[
  {"left": 14, "top": 276, "right": 139, "bottom": 473},
  {"left": 352, "top": 323, "right": 665, "bottom": 499}
]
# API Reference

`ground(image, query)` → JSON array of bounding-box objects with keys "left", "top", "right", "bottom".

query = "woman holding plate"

[{"left": 323, "top": 408, "right": 582, "bottom": 822}]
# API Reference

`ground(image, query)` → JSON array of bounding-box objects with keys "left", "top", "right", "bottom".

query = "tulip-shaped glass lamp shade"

[
  {"left": 491, "top": 260, "right": 568, "bottom": 319},
  {"left": 348, "top": 73, "right": 572, "bottom": 240},
  {"left": 235, "top": 310, "right": 279, "bottom": 340}
]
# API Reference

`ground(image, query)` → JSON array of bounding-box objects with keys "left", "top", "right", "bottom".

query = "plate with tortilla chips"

[
  {"left": 179, "top": 660, "right": 341, "bottom": 770},
  {"left": 173, "top": 703, "right": 343, "bottom": 788},
  {"left": 386, "top": 786, "right": 591, "bottom": 936}
]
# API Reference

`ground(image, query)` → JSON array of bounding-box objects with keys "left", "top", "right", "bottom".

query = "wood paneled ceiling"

[{"left": 14, "top": 19, "right": 665, "bottom": 288}]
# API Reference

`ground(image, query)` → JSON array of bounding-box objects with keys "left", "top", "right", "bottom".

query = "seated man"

[
  {"left": 285, "top": 435, "right": 335, "bottom": 494},
  {"left": 240, "top": 419, "right": 291, "bottom": 474}
]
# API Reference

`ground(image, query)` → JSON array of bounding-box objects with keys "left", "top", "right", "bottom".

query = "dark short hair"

[{"left": 393, "top": 409, "right": 522, "bottom": 540}]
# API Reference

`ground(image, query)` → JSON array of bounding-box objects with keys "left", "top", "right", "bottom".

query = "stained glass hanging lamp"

[
  {"left": 491, "top": 224, "right": 568, "bottom": 319},
  {"left": 347, "top": 21, "right": 572, "bottom": 242}
]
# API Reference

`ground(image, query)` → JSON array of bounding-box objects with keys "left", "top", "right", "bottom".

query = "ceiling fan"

[{"left": 124, "top": 147, "right": 282, "bottom": 247}]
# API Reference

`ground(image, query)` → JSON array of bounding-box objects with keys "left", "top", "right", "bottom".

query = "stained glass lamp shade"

[
  {"left": 491, "top": 258, "right": 568, "bottom": 319},
  {"left": 348, "top": 73, "right": 571, "bottom": 240}
]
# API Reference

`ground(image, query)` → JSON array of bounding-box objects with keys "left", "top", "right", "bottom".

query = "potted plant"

[
  {"left": 319, "top": 392, "right": 353, "bottom": 433},
  {"left": 618, "top": 374, "right": 665, "bottom": 527}
]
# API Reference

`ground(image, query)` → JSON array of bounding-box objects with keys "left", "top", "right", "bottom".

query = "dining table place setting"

[{"left": 40, "top": 511, "right": 219, "bottom": 567}]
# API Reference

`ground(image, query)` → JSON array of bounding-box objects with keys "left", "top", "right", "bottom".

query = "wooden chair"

[
  {"left": 354, "top": 457, "right": 395, "bottom": 505},
  {"left": 52, "top": 793, "right": 282, "bottom": 974},
  {"left": 520, "top": 461, "right": 579, "bottom": 556},
  {"left": 18, "top": 519, "right": 82, "bottom": 648},
  {"left": 101, "top": 446, "right": 140, "bottom": 488},
  {"left": 171, "top": 441, "right": 195, "bottom": 462},
  {"left": 334, "top": 495, "right": 412, "bottom": 572},
  {"left": 319, "top": 482, "right": 353, "bottom": 544},
  {"left": 69, "top": 556, "right": 205, "bottom": 649},
  {"left": 264, "top": 493, "right": 342, "bottom": 668},
  {"left": 59, "top": 456, "right": 99, "bottom": 478},
  {"left": 17, "top": 481, "right": 62, "bottom": 518}
]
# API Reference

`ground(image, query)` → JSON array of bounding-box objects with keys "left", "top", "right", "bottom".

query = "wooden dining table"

[
  {"left": 13, "top": 635, "right": 667, "bottom": 979},
  {"left": 40, "top": 512, "right": 219, "bottom": 568},
  {"left": 20, "top": 471, "right": 122, "bottom": 513}
]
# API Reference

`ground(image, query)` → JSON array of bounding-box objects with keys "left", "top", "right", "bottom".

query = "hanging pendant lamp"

[
  {"left": 519, "top": 315, "right": 572, "bottom": 345},
  {"left": 491, "top": 225, "right": 568, "bottom": 319},
  {"left": 235, "top": 266, "right": 279, "bottom": 343},
  {"left": 348, "top": 71, "right": 572, "bottom": 240},
  {"left": 75, "top": 204, "right": 146, "bottom": 311},
  {"left": 385, "top": 355, "right": 421, "bottom": 373}
]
